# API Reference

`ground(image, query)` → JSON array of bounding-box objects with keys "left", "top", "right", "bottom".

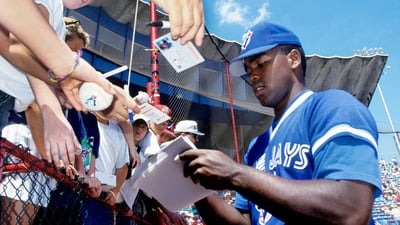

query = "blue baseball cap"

[{"left": 229, "top": 21, "right": 302, "bottom": 77}]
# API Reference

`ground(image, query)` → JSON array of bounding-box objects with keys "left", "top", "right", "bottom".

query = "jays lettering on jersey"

[{"left": 234, "top": 89, "right": 382, "bottom": 225}]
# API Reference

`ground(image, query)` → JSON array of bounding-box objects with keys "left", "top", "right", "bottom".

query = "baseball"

[
  {"left": 134, "top": 91, "right": 150, "bottom": 104},
  {"left": 79, "top": 82, "right": 114, "bottom": 111}
]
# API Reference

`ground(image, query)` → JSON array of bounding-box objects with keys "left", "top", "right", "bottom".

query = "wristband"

[
  {"left": 109, "top": 190, "right": 116, "bottom": 197},
  {"left": 48, "top": 50, "right": 81, "bottom": 84}
]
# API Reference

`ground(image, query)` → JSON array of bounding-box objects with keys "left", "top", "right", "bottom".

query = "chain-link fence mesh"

[
  {"left": 0, "top": 137, "right": 237, "bottom": 225},
  {"left": 0, "top": 137, "right": 155, "bottom": 225}
]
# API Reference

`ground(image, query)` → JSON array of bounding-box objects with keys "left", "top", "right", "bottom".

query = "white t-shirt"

[
  {"left": 0, "top": 0, "right": 65, "bottom": 112},
  {"left": 95, "top": 121, "right": 129, "bottom": 175},
  {"left": 0, "top": 124, "right": 56, "bottom": 206},
  {"left": 138, "top": 130, "right": 161, "bottom": 162}
]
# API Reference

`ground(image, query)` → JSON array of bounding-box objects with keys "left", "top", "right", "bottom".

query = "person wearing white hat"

[
  {"left": 174, "top": 120, "right": 204, "bottom": 144},
  {"left": 131, "top": 114, "right": 161, "bottom": 162}
]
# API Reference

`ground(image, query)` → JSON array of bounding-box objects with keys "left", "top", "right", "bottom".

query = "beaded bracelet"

[{"left": 48, "top": 50, "right": 81, "bottom": 84}]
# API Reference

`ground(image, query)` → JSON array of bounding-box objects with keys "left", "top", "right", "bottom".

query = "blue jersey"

[{"left": 234, "top": 89, "right": 382, "bottom": 225}]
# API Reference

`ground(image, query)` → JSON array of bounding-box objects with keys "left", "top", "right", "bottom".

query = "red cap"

[
  {"left": 154, "top": 104, "right": 172, "bottom": 117},
  {"left": 164, "top": 122, "right": 175, "bottom": 137}
]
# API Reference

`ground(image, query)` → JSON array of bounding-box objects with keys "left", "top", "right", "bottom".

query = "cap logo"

[{"left": 241, "top": 29, "right": 253, "bottom": 50}]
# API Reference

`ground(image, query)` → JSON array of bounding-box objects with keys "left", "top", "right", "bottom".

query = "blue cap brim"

[{"left": 229, "top": 43, "right": 279, "bottom": 77}]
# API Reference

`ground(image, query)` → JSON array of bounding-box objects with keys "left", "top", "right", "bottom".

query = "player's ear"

[{"left": 287, "top": 49, "right": 301, "bottom": 69}]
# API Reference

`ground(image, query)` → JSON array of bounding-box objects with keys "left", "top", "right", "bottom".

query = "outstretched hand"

[
  {"left": 41, "top": 103, "right": 81, "bottom": 169},
  {"left": 81, "top": 176, "right": 102, "bottom": 198},
  {"left": 152, "top": 0, "right": 205, "bottom": 46},
  {"left": 96, "top": 85, "right": 140, "bottom": 122},
  {"left": 57, "top": 76, "right": 85, "bottom": 111},
  {"left": 69, "top": 58, "right": 116, "bottom": 108}
]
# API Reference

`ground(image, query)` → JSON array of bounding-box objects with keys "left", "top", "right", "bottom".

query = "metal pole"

[
  {"left": 353, "top": 47, "right": 400, "bottom": 154},
  {"left": 377, "top": 83, "right": 400, "bottom": 154},
  {"left": 149, "top": 1, "right": 160, "bottom": 105}
]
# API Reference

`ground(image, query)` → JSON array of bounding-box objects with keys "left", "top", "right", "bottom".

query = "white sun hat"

[{"left": 174, "top": 120, "right": 204, "bottom": 136}]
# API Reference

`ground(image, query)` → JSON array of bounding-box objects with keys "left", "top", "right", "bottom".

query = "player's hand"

[{"left": 179, "top": 149, "right": 240, "bottom": 190}]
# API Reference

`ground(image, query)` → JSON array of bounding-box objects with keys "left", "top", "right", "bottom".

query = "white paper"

[
  {"left": 127, "top": 136, "right": 214, "bottom": 211},
  {"left": 139, "top": 103, "right": 171, "bottom": 124},
  {"left": 154, "top": 33, "right": 205, "bottom": 73}
]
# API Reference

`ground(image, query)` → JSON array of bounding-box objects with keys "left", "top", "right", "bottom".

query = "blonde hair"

[{"left": 63, "top": 17, "right": 90, "bottom": 47}]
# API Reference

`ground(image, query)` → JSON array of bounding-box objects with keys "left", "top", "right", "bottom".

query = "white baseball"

[
  {"left": 134, "top": 91, "right": 150, "bottom": 104},
  {"left": 79, "top": 82, "right": 114, "bottom": 111}
]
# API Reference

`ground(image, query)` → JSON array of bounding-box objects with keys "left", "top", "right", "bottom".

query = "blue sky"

[{"left": 202, "top": 0, "right": 400, "bottom": 161}]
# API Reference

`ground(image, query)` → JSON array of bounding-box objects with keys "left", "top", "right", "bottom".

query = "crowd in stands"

[
  {"left": 373, "top": 156, "right": 400, "bottom": 225},
  {"left": 178, "top": 190, "right": 236, "bottom": 225}
]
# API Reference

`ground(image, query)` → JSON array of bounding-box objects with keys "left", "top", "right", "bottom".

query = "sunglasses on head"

[{"left": 65, "top": 20, "right": 80, "bottom": 26}]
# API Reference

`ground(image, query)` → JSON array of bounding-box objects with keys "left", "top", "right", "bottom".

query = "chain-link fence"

[{"left": 0, "top": 137, "right": 156, "bottom": 225}]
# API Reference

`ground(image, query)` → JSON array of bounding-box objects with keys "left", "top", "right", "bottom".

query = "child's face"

[{"left": 132, "top": 123, "right": 148, "bottom": 143}]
